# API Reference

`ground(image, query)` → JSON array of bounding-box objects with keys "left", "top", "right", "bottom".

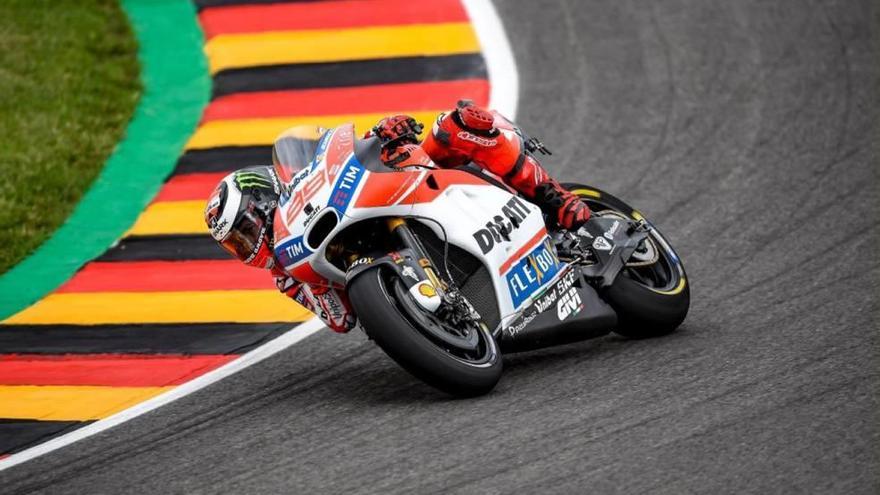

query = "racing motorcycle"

[{"left": 272, "top": 121, "right": 689, "bottom": 397}]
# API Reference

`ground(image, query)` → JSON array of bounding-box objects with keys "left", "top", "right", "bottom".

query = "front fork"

[
  {"left": 386, "top": 218, "right": 483, "bottom": 331},
  {"left": 384, "top": 217, "right": 446, "bottom": 312}
]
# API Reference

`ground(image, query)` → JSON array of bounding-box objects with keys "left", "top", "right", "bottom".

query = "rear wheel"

[
  {"left": 564, "top": 183, "right": 690, "bottom": 338},
  {"left": 348, "top": 267, "right": 502, "bottom": 397}
]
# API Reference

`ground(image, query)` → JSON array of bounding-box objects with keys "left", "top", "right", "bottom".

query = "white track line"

[
  {"left": 462, "top": 0, "right": 520, "bottom": 118},
  {"left": 0, "top": 0, "right": 519, "bottom": 472}
]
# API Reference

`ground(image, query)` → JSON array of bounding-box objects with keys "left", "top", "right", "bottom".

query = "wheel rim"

[
  {"left": 377, "top": 269, "right": 499, "bottom": 367},
  {"left": 572, "top": 190, "right": 687, "bottom": 296}
]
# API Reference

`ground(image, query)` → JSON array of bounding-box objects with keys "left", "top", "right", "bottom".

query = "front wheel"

[
  {"left": 348, "top": 267, "right": 502, "bottom": 397},
  {"left": 565, "top": 183, "right": 690, "bottom": 339}
]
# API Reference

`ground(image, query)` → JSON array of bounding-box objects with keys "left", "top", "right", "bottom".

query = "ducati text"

[{"left": 473, "top": 196, "right": 533, "bottom": 254}]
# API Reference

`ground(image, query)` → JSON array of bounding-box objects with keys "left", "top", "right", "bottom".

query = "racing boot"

[{"left": 421, "top": 100, "right": 592, "bottom": 230}]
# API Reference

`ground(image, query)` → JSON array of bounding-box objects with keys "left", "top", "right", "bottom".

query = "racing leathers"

[
  {"left": 273, "top": 101, "right": 592, "bottom": 333},
  {"left": 374, "top": 100, "right": 592, "bottom": 229}
]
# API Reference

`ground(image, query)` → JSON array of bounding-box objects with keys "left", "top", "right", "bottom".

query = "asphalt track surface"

[{"left": 2, "top": 0, "right": 877, "bottom": 492}]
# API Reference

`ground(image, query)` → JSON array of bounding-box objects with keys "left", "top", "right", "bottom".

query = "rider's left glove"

[{"left": 372, "top": 115, "right": 424, "bottom": 148}]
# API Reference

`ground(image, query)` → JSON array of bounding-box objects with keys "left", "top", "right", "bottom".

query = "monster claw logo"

[{"left": 234, "top": 172, "right": 272, "bottom": 190}]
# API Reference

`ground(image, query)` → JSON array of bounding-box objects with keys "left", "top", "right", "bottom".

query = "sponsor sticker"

[
  {"left": 505, "top": 239, "right": 560, "bottom": 307},
  {"left": 289, "top": 167, "right": 311, "bottom": 191},
  {"left": 593, "top": 236, "right": 612, "bottom": 251},
  {"left": 329, "top": 157, "right": 364, "bottom": 214},
  {"left": 418, "top": 283, "right": 437, "bottom": 297},
  {"left": 471, "top": 196, "right": 532, "bottom": 254},
  {"left": 274, "top": 236, "right": 311, "bottom": 268},
  {"left": 506, "top": 310, "right": 538, "bottom": 337},
  {"left": 457, "top": 131, "right": 497, "bottom": 147},
  {"left": 350, "top": 257, "right": 372, "bottom": 268},
  {"left": 603, "top": 219, "right": 620, "bottom": 240},
  {"left": 556, "top": 287, "right": 584, "bottom": 320},
  {"left": 401, "top": 265, "right": 418, "bottom": 281},
  {"left": 209, "top": 218, "right": 228, "bottom": 240},
  {"left": 234, "top": 171, "right": 273, "bottom": 191},
  {"left": 302, "top": 204, "right": 323, "bottom": 227},
  {"left": 504, "top": 267, "right": 580, "bottom": 336}
]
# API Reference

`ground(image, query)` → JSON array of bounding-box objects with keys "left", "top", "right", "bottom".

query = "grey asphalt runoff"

[{"left": 2, "top": 0, "right": 877, "bottom": 493}]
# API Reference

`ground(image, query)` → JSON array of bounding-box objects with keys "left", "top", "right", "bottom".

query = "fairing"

[
  {"left": 272, "top": 123, "right": 570, "bottom": 331},
  {"left": 272, "top": 125, "right": 326, "bottom": 184}
]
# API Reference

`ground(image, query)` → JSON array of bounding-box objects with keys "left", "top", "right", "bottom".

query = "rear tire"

[
  {"left": 564, "top": 182, "right": 690, "bottom": 339},
  {"left": 606, "top": 271, "right": 690, "bottom": 338},
  {"left": 348, "top": 267, "right": 502, "bottom": 397}
]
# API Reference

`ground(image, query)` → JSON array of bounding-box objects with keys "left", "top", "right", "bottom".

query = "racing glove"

[
  {"left": 372, "top": 114, "right": 424, "bottom": 148},
  {"left": 371, "top": 115, "right": 428, "bottom": 167}
]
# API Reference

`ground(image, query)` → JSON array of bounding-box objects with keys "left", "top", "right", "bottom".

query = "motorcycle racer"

[
  {"left": 204, "top": 165, "right": 357, "bottom": 333},
  {"left": 204, "top": 102, "right": 593, "bottom": 334},
  {"left": 371, "top": 100, "right": 591, "bottom": 230}
]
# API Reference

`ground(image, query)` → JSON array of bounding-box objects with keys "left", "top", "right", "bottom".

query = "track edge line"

[
  {"left": 0, "top": 0, "right": 521, "bottom": 472},
  {"left": 462, "top": 0, "right": 520, "bottom": 118}
]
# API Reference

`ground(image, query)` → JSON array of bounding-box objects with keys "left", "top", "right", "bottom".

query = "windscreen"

[{"left": 271, "top": 125, "right": 327, "bottom": 183}]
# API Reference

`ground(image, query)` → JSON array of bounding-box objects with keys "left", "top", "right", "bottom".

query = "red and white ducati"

[{"left": 271, "top": 123, "right": 689, "bottom": 397}]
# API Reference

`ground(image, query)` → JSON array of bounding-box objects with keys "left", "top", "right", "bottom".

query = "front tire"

[
  {"left": 564, "top": 183, "right": 690, "bottom": 339},
  {"left": 348, "top": 267, "right": 502, "bottom": 397}
]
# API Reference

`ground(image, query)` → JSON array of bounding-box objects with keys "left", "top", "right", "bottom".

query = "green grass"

[{"left": 0, "top": 0, "right": 140, "bottom": 275}]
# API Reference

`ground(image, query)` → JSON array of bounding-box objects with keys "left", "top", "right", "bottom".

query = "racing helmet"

[{"left": 204, "top": 166, "right": 281, "bottom": 269}]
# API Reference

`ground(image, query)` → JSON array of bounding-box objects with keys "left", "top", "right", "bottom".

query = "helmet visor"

[{"left": 219, "top": 208, "right": 267, "bottom": 264}]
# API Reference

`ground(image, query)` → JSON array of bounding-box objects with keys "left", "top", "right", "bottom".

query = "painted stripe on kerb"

[
  {"left": 127, "top": 201, "right": 208, "bottom": 236},
  {"left": 0, "top": 320, "right": 323, "bottom": 469},
  {"left": 98, "top": 235, "right": 226, "bottom": 262},
  {"left": 203, "top": 80, "right": 489, "bottom": 122},
  {"left": 0, "top": 354, "right": 237, "bottom": 387},
  {"left": 175, "top": 146, "right": 273, "bottom": 174},
  {"left": 199, "top": 0, "right": 469, "bottom": 38},
  {"left": 154, "top": 173, "right": 227, "bottom": 202},
  {"left": 205, "top": 23, "right": 480, "bottom": 74},
  {"left": 194, "top": 0, "right": 303, "bottom": 9},
  {"left": 58, "top": 260, "right": 272, "bottom": 293},
  {"left": 212, "top": 54, "right": 487, "bottom": 97},
  {"left": 0, "top": 420, "right": 92, "bottom": 457},
  {"left": 0, "top": 323, "right": 293, "bottom": 355},
  {"left": 4, "top": 290, "right": 312, "bottom": 325},
  {"left": 0, "top": 386, "right": 173, "bottom": 421}
]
